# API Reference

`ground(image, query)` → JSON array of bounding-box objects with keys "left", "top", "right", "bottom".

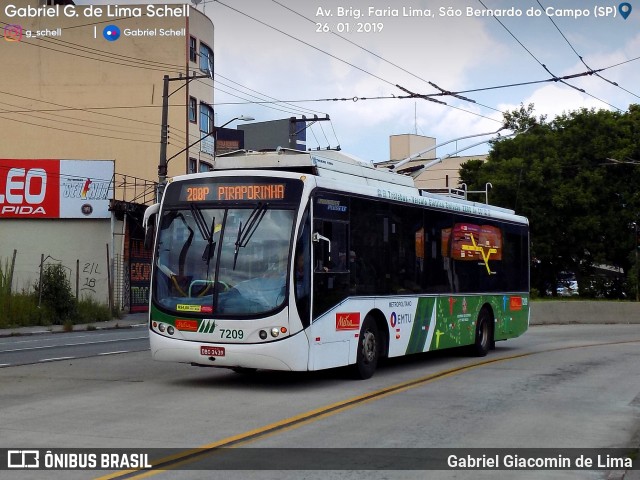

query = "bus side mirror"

[
  {"left": 144, "top": 219, "right": 155, "bottom": 250},
  {"left": 143, "top": 203, "right": 160, "bottom": 250}
]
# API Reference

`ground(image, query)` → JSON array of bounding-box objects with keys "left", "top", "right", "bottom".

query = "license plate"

[{"left": 200, "top": 346, "right": 225, "bottom": 357}]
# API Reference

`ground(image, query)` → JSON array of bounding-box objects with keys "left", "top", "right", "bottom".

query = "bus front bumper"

[{"left": 150, "top": 330, "right": 311, "bottom": 371}]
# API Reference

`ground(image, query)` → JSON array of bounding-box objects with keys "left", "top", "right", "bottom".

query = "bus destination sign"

[{"left": 179, "top": 183, "right": 286, "bottom": 202}]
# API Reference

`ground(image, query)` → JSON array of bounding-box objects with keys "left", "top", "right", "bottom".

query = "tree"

[
  {"left": 36, "top": 264, "right": 76, "bottom": 323},
  {"left": 460, "top": 104, "right": 640, "bottom": 298}
]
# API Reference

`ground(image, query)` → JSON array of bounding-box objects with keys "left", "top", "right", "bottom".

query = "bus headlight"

[
  {"left": 167, "top": 326, "right": 175, "bottom": 336},
  {"left": 259, "top": 330, "right": 268, "bottom": 340},
  {"left": 270, "top": 327, "right": 280, "bottom": 338},
  {"left": 159, "top": 324, "right": 166, "bottom": 333}
]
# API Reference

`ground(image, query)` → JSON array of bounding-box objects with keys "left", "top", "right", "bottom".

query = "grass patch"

[{"left": 0, "top": 261, "right": 115, "bottom": 329}]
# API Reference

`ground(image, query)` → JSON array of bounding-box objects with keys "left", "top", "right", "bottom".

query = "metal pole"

[
  {"left": 76, "top": 259, "right": 80, "bottom": 299},
  {"left": 9, "top": 249, "right": 16, "bottom": 294},
  {"left": 38, "top": 253, "right": 44, "bottom": 307},
  {"left": 634, "top": 222, "right": 640, "bottom": 302},
  {"left": 106, "top": 243, "right": 113, "bottom": 312},
  {"left": 157, "top": 75, "right": 169, "bottom": 201}
]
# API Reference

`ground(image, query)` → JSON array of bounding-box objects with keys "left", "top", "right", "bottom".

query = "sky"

[{"left": 73, "top": 0, "right": 640, "bottom": 162}]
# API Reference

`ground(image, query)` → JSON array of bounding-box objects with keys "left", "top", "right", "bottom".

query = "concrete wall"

[
  {"left": 530, "top": 301, "right": 640, "bottom": 325},
  {"left": 0, "top": 218, "right": 123, "bottom": 304}
]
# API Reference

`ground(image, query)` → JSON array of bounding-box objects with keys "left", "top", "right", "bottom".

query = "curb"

[{"left": 0, "top": 314, "right": 148, "bottom": 338}]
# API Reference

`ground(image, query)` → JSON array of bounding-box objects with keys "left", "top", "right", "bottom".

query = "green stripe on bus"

[{"left": 406, "top": 297, "right": 435, "bottom": 355}]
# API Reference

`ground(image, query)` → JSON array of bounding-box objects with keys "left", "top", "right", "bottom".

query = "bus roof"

[{"left": 192, "top": 149, "right": 526, "bottom": 224}]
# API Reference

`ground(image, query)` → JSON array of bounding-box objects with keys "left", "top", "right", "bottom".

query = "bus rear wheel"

[
  {"left": 471, "top": 308, "right": 492, "bottom": 357},
  {"left": 351, "top": 316, "right": 380, "bottom": 380}
]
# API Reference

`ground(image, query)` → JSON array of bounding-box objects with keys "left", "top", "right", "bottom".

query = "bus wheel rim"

[{"left": 363, "top": 331, "right": 376, "bottom": 363}]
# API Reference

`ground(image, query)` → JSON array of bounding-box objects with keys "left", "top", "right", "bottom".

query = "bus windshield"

[{"left": 153, "top": 204, "right": 295, "bottom": 317}]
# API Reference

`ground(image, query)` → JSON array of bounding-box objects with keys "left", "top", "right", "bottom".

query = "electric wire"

[
  {"left": 476, "top": 0, "right": 621, "bottom": 111},
  {"left": 270, "top": 0, "right": 501, "bottom": 115},
  {"left": 535, "top": 0, "right": 640, "bottom": 101},
  {"left": 215, "top": 72, "right": 328, "bottom": 118}
]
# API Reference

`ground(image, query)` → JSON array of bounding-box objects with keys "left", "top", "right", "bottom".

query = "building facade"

[
  {"left": 0, "top": 1, "right": 215, "bottom": 309},
  {"left": 382, "top": 134, "right": 487, "bottom": 192}
]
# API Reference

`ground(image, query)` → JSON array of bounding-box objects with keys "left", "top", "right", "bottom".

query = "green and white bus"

[{"left": 143, "top": 150, "right": 529, "bottom": 379}]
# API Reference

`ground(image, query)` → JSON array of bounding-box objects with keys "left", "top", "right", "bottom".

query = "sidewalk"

[{"left": 0, "top": 312, "right": 148, "bottom": 338}]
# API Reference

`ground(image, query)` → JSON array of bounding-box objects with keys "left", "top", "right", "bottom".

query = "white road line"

[
  {"left": 0, "top": 336, "right": 148, "bottom": 354},
  {"left": 0, "top": 332, "right": 133, "bottom": 345},
  {"left": 39, "top": 356, "right": 75, "bottom": 363},
  {"left": 0, "top": 363, "right": 10, "bottom": 367},
  {"left": 98, "top": 351, "right": 129, "bottom": 356}
]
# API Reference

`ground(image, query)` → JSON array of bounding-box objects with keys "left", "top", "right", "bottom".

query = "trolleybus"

[{"left": 143, "top": 149, "right": 529, "bottom": 379}]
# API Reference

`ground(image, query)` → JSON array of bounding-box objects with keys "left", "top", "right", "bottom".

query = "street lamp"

[
  {"left": 164, "top": 115, "right": 254, "bottom": 166},
  {"left": 156, "top": 110, "right": 254, "bottom": 200},
  {"left": 212, "top": 115, "right": 255, "bottom": 159}
]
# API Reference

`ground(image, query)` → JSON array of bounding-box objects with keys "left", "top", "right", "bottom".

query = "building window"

[
  {"left": 199, "top": 42, "right": 213, "bottom": 75},
  {"left": 189, "top": 97, "right": 197, "bottom": 123},
  {"left": 189, "top": 36, "right": 197, "bottom": 63},
  {"left": 199, "top": 161, "right": 212, "bottom": 173},
  {"left": 200, "top": 102, "right": 214, "bottom": 133},
  {"left": 188, "top": 158, "right": 197, "bottom": 174}
]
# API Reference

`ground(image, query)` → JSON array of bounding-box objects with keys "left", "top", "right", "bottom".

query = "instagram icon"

[{"left": 4, "top": 24, "right": 23, "bottom": 42}]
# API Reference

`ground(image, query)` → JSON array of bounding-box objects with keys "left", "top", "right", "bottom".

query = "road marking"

[
  {"left": 0, "top": 363, "right": 10, "bottom": 368},
  {"left": 96, "top": 338, "right": 640, "bottom": 480},
  {"left": 98, "top": 351, "right": 130, "bottom": 356},
  {"left": 39, "top": 356, "right": 75, "bottom": 362},
  {"left": 0, "top": 331, "right": 144, "bottom": 346},
  {"left": 0, "top": 336, "right": 148, "bottom": 354}
]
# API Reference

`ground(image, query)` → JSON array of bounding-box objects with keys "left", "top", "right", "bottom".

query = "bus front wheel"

[{"left": 351, "top": 316, "right": 380, "bottom": 380}]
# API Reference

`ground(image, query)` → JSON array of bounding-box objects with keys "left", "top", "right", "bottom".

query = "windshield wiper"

[
  {"left": 190, "top": 204, "right": 211, "bottom": 242},
  {"left": 233, "top": 203, "right": 268, "bottom": 269},
  {"left": 190, "top": 204, "right": 218, "bottom": 262}
]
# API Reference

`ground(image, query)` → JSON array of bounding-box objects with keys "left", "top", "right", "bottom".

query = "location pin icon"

[{"left": 619, "top": 2, "right": 632, "bottom": 19}]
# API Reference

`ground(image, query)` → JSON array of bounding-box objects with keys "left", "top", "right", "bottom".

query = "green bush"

[
  {"left": 0, "top": 259, "right": 116, "bottom": 329},
  {"left": 74, "top": 297, "right": 112, "bottom": 324},
  {"left": 35, "top": 264, "right": 76, "bottom": 324}
]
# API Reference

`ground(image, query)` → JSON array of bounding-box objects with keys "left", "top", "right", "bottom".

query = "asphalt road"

[
  {"left": 0, "top": 327, "right": 149, "bottom": 367},
  {"left": 0, "top": 324, "right": 639, "bottom": 480}
]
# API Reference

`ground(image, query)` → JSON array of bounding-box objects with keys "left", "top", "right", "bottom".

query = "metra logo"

[{"left": 336, "top": 312, "right": 360, "bottom": 331}]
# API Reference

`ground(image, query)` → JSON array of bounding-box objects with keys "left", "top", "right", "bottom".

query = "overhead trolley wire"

[
  {"left": 476, "top": 0, "right": 621, "bottom": 111},
  {"left": 269, "top": 0, "right": 506, "bottom": 118},
  {"left": 535, "top": 0, "right": 640, "bottom": 102}
]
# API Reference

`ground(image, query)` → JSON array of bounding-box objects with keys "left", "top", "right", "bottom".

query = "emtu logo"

[
  {"left": 4, "top": 24, "right": 23, "bottom": 42},
  {"left": 103, "top": 25, "right": 120, "bottom": 41}
]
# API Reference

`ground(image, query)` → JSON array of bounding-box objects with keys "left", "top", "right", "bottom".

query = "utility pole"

[
  {"left": 634, "top": 221, "right": 639, "bottom": 302},
  {"left": 156, "top": 72, "right": 211, "bottom": 202},
  {"left": 156, "top": 72, "right": 253, "bottom": 203},
  {"left": 157, "top": 75, "right": 170, "bottom": 197}
]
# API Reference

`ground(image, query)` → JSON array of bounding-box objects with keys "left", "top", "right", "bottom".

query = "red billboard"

[
  {"left": 0, "top": 159, "right": 60, "bottom": 218},
  {"left": 0, "top": 159, "right": 113, "bottom": 218}
]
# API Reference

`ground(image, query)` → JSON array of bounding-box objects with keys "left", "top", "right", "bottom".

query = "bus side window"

[{"left": 313, "top": 220, "right": 348, "bottom": 272}]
